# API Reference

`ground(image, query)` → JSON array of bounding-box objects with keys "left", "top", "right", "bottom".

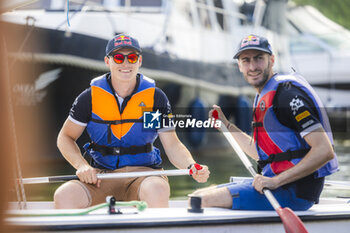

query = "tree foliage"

[{"left": 293, "top": 0, "right": 350, "bottom": 29}]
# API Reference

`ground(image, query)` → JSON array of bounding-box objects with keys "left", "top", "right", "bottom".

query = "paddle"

[
  {"left": 20, "top": 169, "right": 194, "bottom": 184},
  {"left": 324, "top": 180, "right": 350, "bottom": 190},
  {"left": 230, "top": 177, "right": 350, "bottom": 191},
  {"left": 212, "top": 110, "right": 309, "bottom": 233}
]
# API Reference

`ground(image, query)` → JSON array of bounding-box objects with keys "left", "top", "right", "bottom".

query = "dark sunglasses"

[{"left": 111, "top": 53, "right": 140, "bottom": 64}]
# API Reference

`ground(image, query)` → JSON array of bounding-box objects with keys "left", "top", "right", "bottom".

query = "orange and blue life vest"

[
  {"left": 83, "top": 74, "right": 161, "bottom": 170},
  {"left": 253, "top": 73, "right": 338, "bottom": 178}
]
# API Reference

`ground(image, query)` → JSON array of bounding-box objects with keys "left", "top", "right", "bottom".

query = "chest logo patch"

[{"left": 260, "top": 100, "right": 266, "bottom": 111}]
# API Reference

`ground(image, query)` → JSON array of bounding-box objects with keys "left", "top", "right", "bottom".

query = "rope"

[
  {"left": 66, "top": 0, "right": 70, "bottom": 27},
  {"left": 1, "top": 36, "right": 27, "bottom": 209},
  {"left": 9, "top": 16, "right": 35, "bottom": 70},
  {"left": 8, "top": 52, "right": 255, "bottom": 97},
  {"left": 9, "top": 201, "right": 147, "bottom": 217}
]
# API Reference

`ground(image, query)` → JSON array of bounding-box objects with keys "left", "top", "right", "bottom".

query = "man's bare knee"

[
  {"left": 190, "top": 187, "right": 232, "bottom": 209},
  {"left": 139, "top": 177, "right": 170, "bottom": 208},
  {"left": 190, "top": 185, "right": 217, "bottom": 196},
  {"left": 54, "top": 181, "right": 90, "bottom": 209}
]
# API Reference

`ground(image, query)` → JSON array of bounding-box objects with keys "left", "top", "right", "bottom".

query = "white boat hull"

[{"left": 6, "top": 198, "right": 350, "bottom": 233}]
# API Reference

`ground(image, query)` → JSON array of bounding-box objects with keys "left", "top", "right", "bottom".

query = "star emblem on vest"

[
  {"left": 143, "top": 110, "right": 162, "bottom": 129},
  {"left": 289, "top": 96, "right": 304, "bottom": 115}
]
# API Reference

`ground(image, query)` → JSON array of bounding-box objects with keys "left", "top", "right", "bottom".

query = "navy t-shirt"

[
  {"left": 273, "top": 82, "right": 323, "bottom": 138},
  {"left": 273, "top": 81, "right": 325, "bottom": 203}
]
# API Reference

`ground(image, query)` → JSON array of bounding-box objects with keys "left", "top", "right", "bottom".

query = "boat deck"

[{"left": 6, "top": 198, "right": 350, "bottom": 233}]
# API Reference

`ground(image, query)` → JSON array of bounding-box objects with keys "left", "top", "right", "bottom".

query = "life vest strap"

[
  {"left": 91, "top": 118, "right": 143, "bottom": 125},
  {"left": 91, "top": 118, "right": 143, "bottom": 144},
  {"left": 88, "top": 142, "right": 153, "bottom": 156},
  {"left": 257, "top": 148, "right": 310, "bottom": 174},
  {"left": 251, "top": 121, "right": 263, "bottom": 128},
  {"left": 251, "top": 121, "right": 263, "bottom": 150}
]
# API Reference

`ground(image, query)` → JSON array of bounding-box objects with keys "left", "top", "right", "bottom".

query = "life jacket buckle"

[{"left": 113, "top": 147, "right": 121, "bottom": 155}]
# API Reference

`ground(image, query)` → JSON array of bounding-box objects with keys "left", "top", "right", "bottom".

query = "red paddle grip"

[{"left": 212, "top": 110, "right": 219, "bottom": 120}]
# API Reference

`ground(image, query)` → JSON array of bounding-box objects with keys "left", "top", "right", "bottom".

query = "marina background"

[{"left": 1, "top": 0, "right": 350, "bottom": 204}]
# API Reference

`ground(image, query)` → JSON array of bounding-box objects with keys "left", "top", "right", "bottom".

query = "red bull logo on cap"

[
  {"left": 240, "top": 35, "right": 260, "bottom": 48},
  {"left": 114, "top": 35, "right": 132, "bottom": 46}
]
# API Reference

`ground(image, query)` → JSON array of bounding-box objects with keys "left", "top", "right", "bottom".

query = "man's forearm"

[
  {"left": 274, "top": 130, "right": 334, "bottom": 188},
  {"left": 227, "top": 123, "right": 259, "bottom": 160},
  {"left": 57, "top": 134, "right": 89, "bottom": 170},
  {"left": 166, "top": 142, "right": 196, "bottom": 169},
  {"left": 159, "top": 130, "right": 196, "bottom": 169}
]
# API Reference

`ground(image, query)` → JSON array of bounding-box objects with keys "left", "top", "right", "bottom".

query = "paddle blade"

[{"left": 276, "top": 207, "right": 309, "bottom": 233}]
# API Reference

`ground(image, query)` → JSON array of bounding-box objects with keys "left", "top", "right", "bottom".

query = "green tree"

[{"left": 293, "top": 0, "right": 350, "bottom": 29}]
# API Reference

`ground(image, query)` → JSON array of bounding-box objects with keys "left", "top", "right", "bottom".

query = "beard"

[
  {"left": 252, "top": 67, "right": 270, "bottom": 88},
  {"left": 246, "top": 60, "right": 271, "bottom": 89}
]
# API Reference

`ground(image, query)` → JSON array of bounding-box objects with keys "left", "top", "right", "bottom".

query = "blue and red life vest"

[
  {"left": 253, "top": 73, "right": 338, "bottom": 178},
  {"left": 83, "top": 73, "right": 162, "bottom": 170}
]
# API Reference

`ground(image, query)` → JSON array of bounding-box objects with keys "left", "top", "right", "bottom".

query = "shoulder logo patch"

[{"left": 289, "top": 96, "right": 304, "bottom": 115}]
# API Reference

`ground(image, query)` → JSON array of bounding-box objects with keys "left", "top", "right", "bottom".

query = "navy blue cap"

[
  {"left": 105, "top": 34, "right": 142, "bottom": 56},
  {"left": 233, "top": 35, "right": 272, "bottom": 59}
]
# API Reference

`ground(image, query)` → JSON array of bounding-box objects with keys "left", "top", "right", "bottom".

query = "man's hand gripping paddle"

[
  {"left": 212, "top": 110, "right": 308, "bottom": 233},
  {"left": 189, "top": 163, "right": 203, "bottom": 176}
]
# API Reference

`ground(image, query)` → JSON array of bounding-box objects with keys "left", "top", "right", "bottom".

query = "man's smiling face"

[
  {"left": 237, "top": 49, "right": 275, "bottom": 92},
  {"left": 105, "top": 48, "right": 142, "bottom": 82}
]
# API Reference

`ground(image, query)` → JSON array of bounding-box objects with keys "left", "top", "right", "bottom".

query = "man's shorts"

[
  {"left": 217, "top": 179, "right": 314, "bottom": 211},
  {"left": 68, "top": 166, "right": 168, "bottom": 206}
]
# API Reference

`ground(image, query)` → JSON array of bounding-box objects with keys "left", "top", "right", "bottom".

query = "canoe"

[{"left": 6, "top": 197, "right": 350, "bottom": 233}]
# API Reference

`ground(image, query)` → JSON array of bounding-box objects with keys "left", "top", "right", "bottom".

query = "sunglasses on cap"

[{"left": 110, "top": 53, "right": 140, "bottom": 64}]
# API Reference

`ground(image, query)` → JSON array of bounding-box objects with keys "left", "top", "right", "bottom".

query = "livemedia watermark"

[{"left": 143, "top": 110, "right": 221, "bottom": 130}]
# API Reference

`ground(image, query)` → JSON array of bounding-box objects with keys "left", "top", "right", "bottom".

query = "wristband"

[
  {"left": 188, "top": 163, "right": 203, "bottom": 176},
  {"left": 187, "top": 163, "right": 195, "bottom": 170}
]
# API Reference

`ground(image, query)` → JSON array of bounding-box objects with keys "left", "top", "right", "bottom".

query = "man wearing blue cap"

[
  {"left": 190, "top": 34, "right": 338, "bottom": 211},
  {"left": 54, "top": 34, "right": 210, "bottom": 209}
]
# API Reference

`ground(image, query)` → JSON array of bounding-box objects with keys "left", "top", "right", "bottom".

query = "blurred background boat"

[
  {"left": 1, "top": 0, "right": 287, "bottom": 160},
  {"left": 287, "top": 5, "right": 350, "bottom": 109}
]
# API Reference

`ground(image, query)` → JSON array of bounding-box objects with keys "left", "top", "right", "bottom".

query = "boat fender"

[
  {"left": 218, "top": 95, "right": 252, "bottom": 134},
  {"left": 188, "top": 196, "right": 204, "bottom": 213},
  {"left": 162, "top": 83, "right": 182, "bottom": 107},
  {"left": 235, "top": 95, "right": 252, "bottom": 134},
  {"left": 187, "top": 97, "right": 206, "bottom": 147}
]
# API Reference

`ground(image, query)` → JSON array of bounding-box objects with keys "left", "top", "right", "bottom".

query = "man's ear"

[
  {"left": 270, "top": 54, "right": 275, "bottom": 66},
  {"left": 104, "top": 56, "right": 110, "bottom": 67},
  {"left": 237, "top": 59, "right": 243, "bottom": 72},
  {"left": 138, "top": 55, "right": 143, "bottom": 67}
]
